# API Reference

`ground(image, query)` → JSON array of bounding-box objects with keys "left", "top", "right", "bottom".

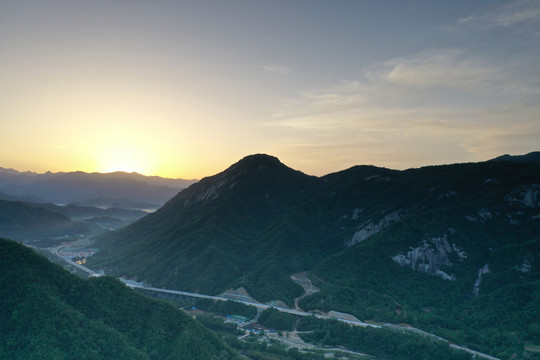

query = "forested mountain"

[
  {"left": 90, "top": 154, "right": 328, "bottom": 301},
  {"left": 26, "top": 202, "right": 147, "bottom": 234},
  {"left": 0, "top": 199, "right": 148, "bottom": 240},
  {"left": 0, "top": 238, "right": 239, "bottom": 360},
  {"left": 88, "top": 154, "right": 540, "bottom": 358},
  {"left": 0, "top": 199, "right": 90, "bottom": 240}
]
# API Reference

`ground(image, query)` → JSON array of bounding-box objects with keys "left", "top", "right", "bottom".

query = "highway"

[
  {"left": 49, "top": 246, "right": 500, "bottom": 360},
  {"left": 125, "top": 283, "right": 381, "bottom": 328},
  {"left": 50, "top": 244, "right": 102, "bottom": 277}
]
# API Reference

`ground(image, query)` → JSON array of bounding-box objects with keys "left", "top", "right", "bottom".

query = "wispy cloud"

[
  {"left": 453, "top": 0, "right": 540, "bottom": 30},
  {"left": 380, "top": 49, "right": 500, "bottom": 90},
  {"left": 261, "top": 65, "right": 292, "bottom": 75},
  {"left": 263, "top": 46, "right": 540, "bottom": 171}
]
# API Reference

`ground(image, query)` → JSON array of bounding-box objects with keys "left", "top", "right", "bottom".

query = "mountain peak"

[
  {"left": 225, "top": 154, "right": 284, "bottom": 174},
  {"left": 489, "top": 151, "right": 540, "bottom": 163}
]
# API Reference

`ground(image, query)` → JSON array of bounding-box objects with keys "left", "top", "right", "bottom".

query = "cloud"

[
  {"left": 262, "top": 46, "right": 540, "bottom": 171},
  {"left": 261, "top": 65, "right": 292, "bottom": 75},
  {"left": 454, "top": 0, "right": 540, "bottom": 30},
  {"left": 380, "top": 49, "right": 500, "bottom": 90},
  {"left": 483, "top": 0, "right": 540, "bottom": 27}
]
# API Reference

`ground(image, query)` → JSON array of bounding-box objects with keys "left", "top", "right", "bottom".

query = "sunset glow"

[
  {"left": 1, "top": 1, "right": 538, "bottom": 179},
  {"left": 96, "top": 146, "right": 152, "bottom": 175}
]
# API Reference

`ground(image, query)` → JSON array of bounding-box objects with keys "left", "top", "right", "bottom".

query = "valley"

[
  {"left": 2, "top": 153, "right": 539, "bottom": 359},
  {"left": 3, "top": 1, "right": 539, "bottom": 358},
  {"left": 48, "top": 234, "right": 502, "bottom": 359}
]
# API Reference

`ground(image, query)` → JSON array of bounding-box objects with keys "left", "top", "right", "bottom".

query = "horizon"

[
  {"left": 1, "top": 1, "right": 539, "bottom": 179},
  {"left": 2, "top": 150, "right": 538, "bottom": 180}
]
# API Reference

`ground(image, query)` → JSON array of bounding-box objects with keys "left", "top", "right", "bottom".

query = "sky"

[{"left": 1, "top": 0, "right": 539, "bottom": 179}]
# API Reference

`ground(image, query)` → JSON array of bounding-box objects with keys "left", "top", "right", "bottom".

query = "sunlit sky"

[{"left": 1, "top": 1, "right": 539, "bottom": 179}]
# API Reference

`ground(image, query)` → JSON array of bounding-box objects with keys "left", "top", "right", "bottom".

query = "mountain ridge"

[
  {"left": 489, "top": 151, "right": 540, "bottom": 163},
  {"left": 88, "top": 153, "right": 540, "bottom": 358}
]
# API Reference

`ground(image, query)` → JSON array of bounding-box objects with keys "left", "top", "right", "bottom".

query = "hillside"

[
  {"left": 302, "top": 162, "right": 540, "bottom": 357},
  {"left": 89, "top": 154, "right": 326, "bottom": 302},
  {"left": 0, "top": 238, "right": 239, "bottom": 360},
  {"left": 88, "top": 154, "right": 540, "bottom": 358},
  {"left": 0, "top": 199, "right": 90, "bottom": 241},
  {"left": 26, "top": 202, "right": 147, "bottom": 233}
]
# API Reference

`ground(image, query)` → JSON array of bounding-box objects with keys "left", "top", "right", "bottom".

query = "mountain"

[
  {"left": 0, "top": 168, "right": 197, "bottom": 209},
  {"left": 96, "top": 171, "right": 197, "bottom": 188},
  {"left": 0, "top": 191, "right": 46, "bottom": 203},
  {"left": 300, "top": 162, "right": 540, "bottom": 357},
  {"left": 27, "top": 202, "right": 146, "bottom": 222},
  {"left": 0, "top": 198, "right": 147, "bottom": 241},
  {"left": 89, "top": 154, "right": 326, "bottom": 301},
  {"left": 0, "top": 238, "right": 239, "bottom": 360},
  {"left": 25, "top": 202, "right": 148, "bottom": 234},
  {"left": 490, "top": 151, "right": 540, "bottom": 163},
  {"left": 0, "top": 199, "right": 90, "bottom": 241},
  {"left": 88, "top": 154, "right": 540, "bottom": 358}
]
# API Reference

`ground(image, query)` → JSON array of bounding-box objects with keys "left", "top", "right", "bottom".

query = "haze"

[{"left": 1, "top": 0, "right": 539, "bottom": 179}]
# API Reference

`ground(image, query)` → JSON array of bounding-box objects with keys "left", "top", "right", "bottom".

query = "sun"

[{"left": 97, "top": 146, "right": 152, "bottom": 175}]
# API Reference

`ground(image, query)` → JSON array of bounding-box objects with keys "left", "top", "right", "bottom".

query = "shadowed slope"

[{"left": 0, "top": 238, "right": 239, "bottom": 360}]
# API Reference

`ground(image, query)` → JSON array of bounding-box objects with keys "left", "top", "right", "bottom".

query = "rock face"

[
  {"left": 392, "top": 233, "right": 466, "bottom": 281},
  {"left": 346, "top": 210, "right": 402, "bottom": 246},
  {"left": 472, "top": 264, "right": 490, "bottom": 296},
  {"left": 515, "top": 256, "right": 532, "bottom": 273},
  {"left": 505, "top": 185, "right": 539, "bottom": 208},
  {"left": 465, "top": 208, "right": 493, "bottom": 222}
]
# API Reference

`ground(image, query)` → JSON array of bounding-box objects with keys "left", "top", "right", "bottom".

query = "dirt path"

[
  {"left": 264, "top": 330, "right": 373, "bottom": 358},
  {"left": 219, "top": 287, "right": 263, "bottom": 304},
  {"left": 290, "top": 272, "right": 320, "bottom": 311}
]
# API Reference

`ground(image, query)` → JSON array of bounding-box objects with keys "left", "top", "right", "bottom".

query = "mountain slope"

[
  {"left": 88, "top": 154, "right": 540, "bottom": 358},
  {"left": 89, "top": 157, "right": 539, "bottom": 302},
  {"left": 89, "top": 154, "right": 327, "bottom": 302},
  {"left": 26, "top": 202, "right": 147, "bottom": 233},
  {"left": 0, "top": 238, "right": 239, "bottom": 360},
  {"left": 301, "top": 162, "right": 540, "bottom": 358},
  {"left": 0, "top": 199, "right": 89, "bottom": 240}
]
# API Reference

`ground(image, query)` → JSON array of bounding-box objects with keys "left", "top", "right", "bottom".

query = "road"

[
  {"left": 50, "top": 244, "right": 102, "bottom": 277},
  {"left": 125, "top": 283, "right": 381, "bottom": 327},
  {"left": 49, "top": 246, "right": 500, "bottom": 360}
]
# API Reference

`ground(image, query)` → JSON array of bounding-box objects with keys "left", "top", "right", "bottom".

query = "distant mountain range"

[
  {"left": 0, "top": 168, "right": 195, "bottom": 241},
  {"left": 0, "top": 196, "right": 151, "bottom": 242},
  {"left": 0, "top": 199, "right": 90, "bottom": 241},
  {"left": 0, "top": 238, "right": 239, "bottom": 359},
  {"left": 88, "top": 153, "right": 540, "bottom": 359},
  {"left": 0, "top": 168, "right": 197, "bottom": 209}
]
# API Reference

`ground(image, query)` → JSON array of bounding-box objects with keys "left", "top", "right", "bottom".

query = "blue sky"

[{"left": 1, "top": 0, "right": 539, "bottom": 177}]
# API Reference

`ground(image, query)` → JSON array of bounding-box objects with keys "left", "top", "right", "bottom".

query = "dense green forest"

[
  {"left": 194, "top": 298, "right": 258, "bottom": 319},
  {"left": 301, "top": 205, "right": 540, "bottom": 358},
  {"left": 87, "top": 155, "right": 540, "bottom": 357},
  {"left": 297, "top": 316, "right": 470, "bottom": 360},
  {"left": 257, "top": 308, "right": 296, "bottom": 331},
  {"left": 0, "top": 238, "right": 239, "bottom": 360}
]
